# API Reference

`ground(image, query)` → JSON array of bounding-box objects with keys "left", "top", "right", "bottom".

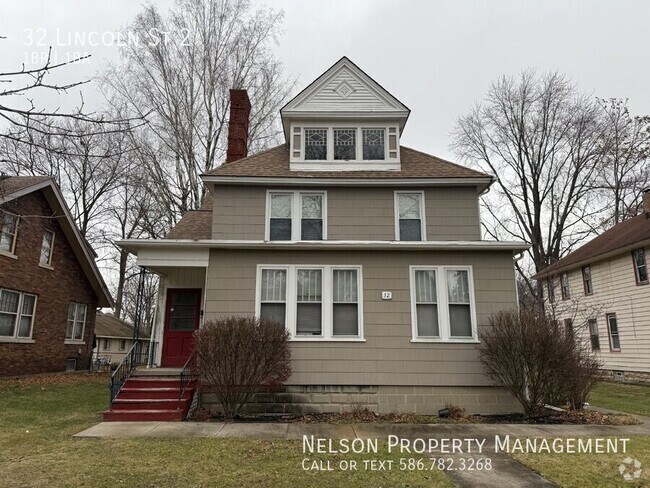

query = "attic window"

[
  {"left": 304, "top": 129, "right": 327, "bottom": 160},
  {"left": 362, "top": 129, "right": 385, "bottom": 160},
  {"left": 334, "top": 129, "right": 356, "bottom": 160}
]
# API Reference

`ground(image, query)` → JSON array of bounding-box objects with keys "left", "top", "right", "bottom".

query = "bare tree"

[
  {"left": 452, "top": 70, "right": 609, "bottom": 302},
  {"left": 596, "top": 98, "right": 650, "bottom": 226},
  {"left": 101, "top": 0, "right": 295, "bottom": 224}
]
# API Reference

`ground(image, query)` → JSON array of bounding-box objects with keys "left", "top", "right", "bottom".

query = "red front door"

[{"left": 161, "top": 288, "right": 202, "bottom": 367}]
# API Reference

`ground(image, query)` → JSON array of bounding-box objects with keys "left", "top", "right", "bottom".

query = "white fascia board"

[{"left": 118, "top": 239, "right": 530, "bottom": 253}]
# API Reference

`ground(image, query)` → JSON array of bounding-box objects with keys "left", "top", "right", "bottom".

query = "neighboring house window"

[
  {"left": 582, "top": 266, "right": 593, "bottom": 295},
  {"left": 257, "top": 265, "right": 363, "bottom": 340},
  {"left": 564, "top": 318, "right": 573, "bottom": 336},
  {"left": 395, "top": 191, "right": 425, "bottom": 241},
  {"left": 40, "top": 230, "right": 55, "bottom": 266},
  {"left": 304, "top": 128, "right": 327, "bottom": 160},
  {"left": 632, "top": 248, "right": 648, "bottom": 284},
  {"left": 362, "top": 128, "right": 385, "bottom": 160},
  {"left": 66, "top": 303, "right": 87, "bottom": 341},
  {"left": 546, "top": 277, "right": 555, "bottom": 303},
  {"left": 606, "top": 314, "right": 621, "bottom": 351},
  {"left": 0, "top": 213, "right": 18, "bottom": 254},
  {"left": 410, "top": 266, "right": 477, "bottom": 341},
  {"left": 334, "top": 128, "right": 356, "bottom": 160},
  {"left": 103, "top": 339, "right": 111, "bottom": 351},
  {"left": 588, "top": 319, "right": 600, "bottom": 350},
  {"left": 119, "top": 339, "right": 126, "bottom": 351},
  {"left": 0, "top": 289, "right": 36, "bottom": 339},
  {"left": 560, "top": 272, "right": 570, "bottom": 300},
  {"left": 267, "top": 191, "right": 326, "bottom": 241}
]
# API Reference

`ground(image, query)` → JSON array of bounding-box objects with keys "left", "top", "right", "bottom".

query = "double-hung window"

[
  {"left": 410, "top": 266, "right": 477, "bottom": 342},
  {"left": 582, "top": 266, "right": 593, "bottom": 295},
  {"left": 257, "top": 265, "right": 362, "bottom": 340},
  {"left": 564, "top": 318, "right": 574, "bottom": 336},
  {"left": 119, "top": 339, "right": 127, "bottom": 351},
  {"left": 66, "top": 303, "right": 87, "bottom": 342},
  {"left": 632, "top": 248, "right": 648, "bottom": 284},
  {"left": 0, "top": 289, "right": 36, "bottom": 340},
  {"left": 606, "top": 314, "right": 621, "bottom": 351},
  {"left": 40, "top": 230, "right": 55, "bottom": 266},
  {"left": 588, "top": 319, "right": 600, "bottom": 350},
  {"left": 267, "top": 191, "right": 326, "bottom": 241},
  {"left": 395, "top": 191, "right": 425, "bottom": 241},
  {"left": 561, "top": 272, "right": 570, "bottom": 300},
  {"left": 0, "top": 214, "right": 18, "bottom": 254},
  {"left": 103, "top": 339, "right": 111, "bottom": 351},
  {"left": 546, "top": 277, "right": 555, "bottom": 303}
]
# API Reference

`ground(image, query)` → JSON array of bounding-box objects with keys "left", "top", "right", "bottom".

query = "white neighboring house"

[
  {"left": 93, "top": 312, "right": 150, "bottom": 365},
  {"left": 535, "top": 190, "right": 650, "bottom": 383}
]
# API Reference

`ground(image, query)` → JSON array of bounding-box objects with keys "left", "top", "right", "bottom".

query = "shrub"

[
  {"left": 479, "top": 310, "right": 601, "bottom": 417},
  {"left": 194, "top": 315, "right": 291, "bottom": 418}
]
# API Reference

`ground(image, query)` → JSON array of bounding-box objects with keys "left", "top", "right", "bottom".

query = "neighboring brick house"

[
  {"left": 118, "top": 57, "right": 528, "bottom": 417},
  {"left": 0, "top": 176, "right": 113, "bottom": 376},
  {"left": 534, "top": 190, "right": 650, "bottom": 384}
]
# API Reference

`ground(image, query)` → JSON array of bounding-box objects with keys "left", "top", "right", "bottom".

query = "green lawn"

[
  {"left": 514, "top": 437, "right": 650, "bottom": 488},
  {"left": 0, "top": 374, "right": 451, "bottom": 487},
  {"left": 588, "top": 382, "right": 650, "bottom": 416}
]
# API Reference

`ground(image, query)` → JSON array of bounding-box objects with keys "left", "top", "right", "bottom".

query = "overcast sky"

[{"left": 1, "top": 0, "right": 648, "bottom": 161}]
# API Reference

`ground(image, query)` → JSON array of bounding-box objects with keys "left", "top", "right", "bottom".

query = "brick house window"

[
  {"left": 66, "top": 303, "right": 87, "bottom": 342},
  {"left": 40, "top": 230, "right": 55, "bottom": 266},
  {"left": 606, "top": 314, "right": 621, "bottom": 351},
  {"left": 0, "top": 289, "right": 36, "bottom": 340},
  {"left": 395, "top": 191, "right": 425, "bottom": 241},
  {"left": 103, "top": 339, "right": 111, "bottom": 351},
  {"left": 588, "top": 319, "right": 600, "bottom": 350},
  {"left": 632, "top": 248, "right": 648, "bottom": 284},
  {"left": 0, "top": 214, "right": 18, "bottom": 254},
  {"left": 561, "top": 272, "right": 570, "bottom": 300},
  {"left": 582, "top": 265, "right": 593, "bottom": 295}
]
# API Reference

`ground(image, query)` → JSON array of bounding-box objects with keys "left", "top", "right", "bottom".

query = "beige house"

[
  {"left": 119, "top": 57, "right": 528, "bottom": 415},
  {"left": 535, "top": 192, "right": 650, "bottom": 383},
  {"left": 93, "top": 312, "right": 150, "bottom": 365}
]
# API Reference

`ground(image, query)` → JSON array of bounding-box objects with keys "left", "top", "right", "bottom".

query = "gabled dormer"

[{"left": 281, "top": 57, "right": 410, "bottom": 172}]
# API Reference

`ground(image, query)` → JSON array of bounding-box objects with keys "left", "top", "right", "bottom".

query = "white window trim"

[
  {"left": 409, "top": 265, "right": 478, "bottom": 343},
  {"left": 265, "top": 190, "right": 328, "bottom": 242},
  {"left": 103, "top": 339, "right": 112, "bottom": 351},
  {"left": 118, "top": 339, "right": 127, "bottom": 351},
  {"left": 0, "top": 288, "right": 37, "bottom": 342},
  {"left": 65, "top": 302, "right": 87, "bottom": 344},
  {"left": 39, "top": 229, "right": 55, "bottom": 269},
  {"left": 255, "top": 264, "right": 365, "bottom": 342},
  {"left": 394, "top": 191, "right": 427, "bottom": 241},
  {"left": 0, "top": 214, "right": 19, "bottom": 258}
]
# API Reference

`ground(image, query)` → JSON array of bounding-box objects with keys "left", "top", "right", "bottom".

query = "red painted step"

[
  {"left": 118, "top": 388, "right": 192, "bottom": 400},
  {"left": 111, "top": 398, "right": 191, "bottom": 411},
  {"left": 103, "top": 409, "right": 185, "bottom": 422},
  {"left": 123, "top": 378, "right": 183, "bottom": 389}
]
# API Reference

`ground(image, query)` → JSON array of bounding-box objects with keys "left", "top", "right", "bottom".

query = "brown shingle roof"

[
  {"left": 204, "top": 144, "right": 490, "bottom": 179},
  {"left": 535, "top": 212, "right": 650, "bottom": 278},
  {"left": 0, "top": 175, "right": 51, "bottom": 197},
  {"left": 95, "top": 313, "right": 150, "bottom": 339},
  {"left": 164, "top": 194, "right": 213, "bottom": 240}
]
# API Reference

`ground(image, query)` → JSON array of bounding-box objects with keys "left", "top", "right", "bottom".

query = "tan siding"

[
  {"left": 211, "top": 185, "right": 481, "bottom": 241},
  {"left": 551, "top": 245, "right": 650, "bottom": 373},
  {"left": 204, "top": 249, "right": 517, "bottom": 386}
]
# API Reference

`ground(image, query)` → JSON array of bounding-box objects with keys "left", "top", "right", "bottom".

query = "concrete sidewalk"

[{"left": 74, "top": 419, "right": 650, "bottom": 439}]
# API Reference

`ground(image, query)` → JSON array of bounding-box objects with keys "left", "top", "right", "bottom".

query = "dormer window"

[
  {"left": 334, "top": 129, "right": 356, "bottom": 160},
  {"left": 304, "top": 129, "right": 327, "bottom": 160},
  {"left": 362, "top": 129, "right": 385, "bottom": 160}
]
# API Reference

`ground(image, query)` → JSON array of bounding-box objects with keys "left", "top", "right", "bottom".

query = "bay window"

[
  {"left": 267, "top": 191, "right": 326, "bottom": 241},
  {"left": 410, "top": 266, "right": 477, "bottom": 342},
  {"left": 257, "top": 265, "right": 363, "bottom": 340}
]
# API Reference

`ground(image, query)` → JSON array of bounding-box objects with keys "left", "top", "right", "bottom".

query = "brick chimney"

[
  {"left": 225, "top": 89, "right": 251, "bottom": 164},
  {"left": 644, "top": 188, "right": 650, "bottom": 214}
]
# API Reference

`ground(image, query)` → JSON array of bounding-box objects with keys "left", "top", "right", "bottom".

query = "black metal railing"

[
  {"left": 178, "top": 351, "right": 198, "bottom": 414},
  {"left": 108, "top": 340, "right": 152, "bottom": 407}
]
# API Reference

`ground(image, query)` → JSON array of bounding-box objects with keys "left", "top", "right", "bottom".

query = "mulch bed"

[{"left": 189, "top": 407, "right": 639, "bottom": 425}]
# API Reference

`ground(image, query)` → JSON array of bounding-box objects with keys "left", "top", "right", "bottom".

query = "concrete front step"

[
  {"left": 132, "top": 367, "right": 183, "bottom": 377},
  {"left": 103, "top": 409, "right": 185, "bottom": 422}
]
